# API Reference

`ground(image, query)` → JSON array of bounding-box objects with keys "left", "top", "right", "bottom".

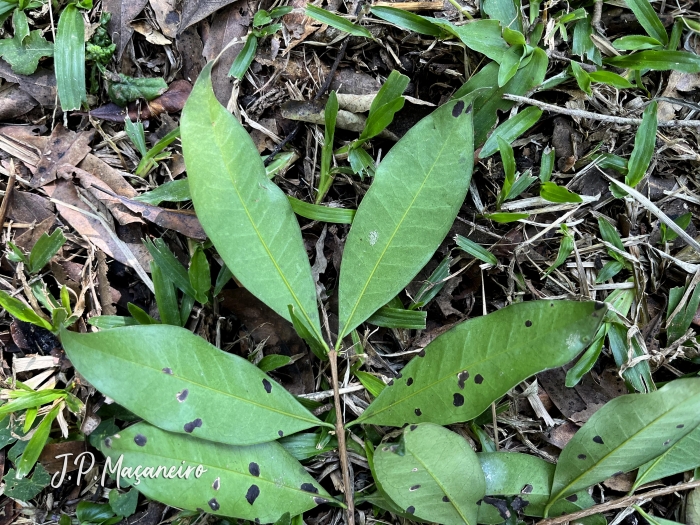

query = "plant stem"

[{"left": 329, "top": 348, "right": 355, "bottom": 525}]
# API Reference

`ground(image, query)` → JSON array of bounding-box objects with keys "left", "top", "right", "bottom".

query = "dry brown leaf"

[
  {"left": 104, "top": 0, "right": 150, "bottom": 59},
  {"left": 149, "top": 0, "right": 179, "bottom": 38},
  {"left": 0, "top": 63, "right": 56, "bottom": 106},
  {"left": 0, "top": 84, "right": 38, "bottom": 120},
  {"left": 114, "top": 196, "right": 206, "bottom": 240},
  {"left": 180, "top": 0, "right": 245, "bottom": 32},
  {"left": 78, "top": 154, "right": 137, "bottom": 198},
  {"left": 131, "top": 20, "right": 172, "bottom": 45},
  {"left": 31, "top": 125, "right": 94, "bottom": 188}
]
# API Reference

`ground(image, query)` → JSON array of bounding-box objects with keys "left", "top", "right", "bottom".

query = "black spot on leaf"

[
  {"left": 443, "top": 496, "right": 450, "bottom": 502},
  {"left": 453, "top": 393, "right": 465, "bottom": 407},
  {"left": 525, "top": 320, "right": 532, "bottom": 327},
  {"left": 177, "top": 389, "right": 189, "bottom": 402},
  {"left": 415, "top": 408, "right": 422, "bottom": 416},
  {"left": 677, "top": 424, "right": 685, "bottom": 429},
  {"left": 406, "top": 506, "right": 416, "bottom": 514},
  {"left": 663, "top": 439, "right": 671, "bottom": 446},
  {"left": 313, "top": 497, "right": 328, "bottom": 505},
  {"left": 593, "top": 436, "right": 604, "bottom": 444},
  {"left": 388, "top": 380, "right": 394, "bottom": 386},
  {"left": 410, "top": 425, "right": 417, "bottom": 431},
  {"left": 262, "top": 379, "right": 272, "bottom": 393},
  {"left": 418, "top": 349, "right": 426, "bottom": 357},
  {"left": 208, "top": 498, "right": 219, "bottom": 511},
  {"left": 566, "top": 494, "right": 578, "bottom": 502},
  {"left": 614, "top": 471, "right": 624, "bottom": 476},
  {"left": 249, "top": 462, "right": 260, "bottom": 476},
  {"left": 397, "top": 373, "right": 402, "bottom": 379},
  {"left": 457, "top": 371, "right": 469, "bottom": 389},
  {"left": 410, "top": 485, "right": 421, "bottom": 491},
  {"left": 578, "top": 454, "right": 587, "bottom": 460},
  {"left": 475, "top": 374, "right": 484, "bottom": 384},
  {"left": 245, "top": 485, "right": 260, "bottom": 505},
  {"left": 521, "top": 484, "right": 533, "bottom": 494},
  {"left": 301, "top": 483, "right": 318, "bottom": 493},
  {"left": 595, "top": 301, "right": 605, "bottom": 310},
  {"left": 477, "top": 499, "right": 483, "bottom": 505},
  {"left": 134, "top": 434, "right": 147, "bottom": 447},
  {"left": 278, "top": 430, "right": 284, "bottom": 437},
  {"left": 162, "top": 367, "right": 173, "bottom": 375},
  {"left": 407, "top": 378, "right": 414, "bottom": 386},
  {"left": 184, "top": 418, "right": 203, "bottom": 433},
  {"left": 484, "top": 496, "right": 510, "bottom": 520},
  {"left": 104, "top": 438, "right": 112, "bottom": 448},
  {"left": 452, "top": 100, "right": 465, "bottom": 117},
  {"left": 212, "top": 477, "right": 220, "bottom": 490},
  {"left": 512, "top": 497, "right": 529, "bottom": 511}
]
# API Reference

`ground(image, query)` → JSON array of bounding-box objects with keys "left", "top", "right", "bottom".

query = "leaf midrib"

[
  {"left": 339, "top": 114, "right": 459, "bottom": 340},
  {"left": 550, "top": 395, "right": 700, "bottom": 505},
  {"left": 203, "top": 89, "right": 322, "bottom": 343},
  {"left": 358, "top": 316, "right": 586, "bottom": 422}
]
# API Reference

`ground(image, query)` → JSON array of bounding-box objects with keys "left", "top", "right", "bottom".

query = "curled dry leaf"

[
  {"left": 85, "top": 80, "right": 192, "bottom": 122},
  {"left": 30, "top": 125, "right": 94, "bottom": 188}
]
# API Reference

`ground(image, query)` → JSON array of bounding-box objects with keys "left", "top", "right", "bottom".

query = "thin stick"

[
  {"left": 0, "top": 161, "right": 17, "bottom": 231},
  {"left": 503, "top": 94, "right": 700, "bottom": 128},
  {"left": 536, "top": 479, "right": 700, "bottom": 525},
  {"left": 329, "top": 349, "right": 355, "bottom": 525}
]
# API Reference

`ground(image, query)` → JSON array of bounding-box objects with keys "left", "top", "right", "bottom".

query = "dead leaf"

[
  {"left": 282, "top": 0, "right": 321, "bottom": 54},
  {"left": 176, "top": 26, "right": 205, "bottom": 82},
  {"left": 0, "top": 84, "right": 37, "bottom": 120},
  {"left": 602, "top": 471, "right": 635, "bottom": 492},
  {"left": 0, "top": 63, "right": 56, "bottom": 106},
  {"left": 39, "top": 441, "right": 87, "bottom": 474},
  {"left": 78, "top": 154, "right": 137, "bottom": 198},
  {"left": 180, "top": 0, "right": 244, "bottom": 32},
  {"left": 131, "top": 20, "right": 172, "bottom": 45},
  {"left": 543, "top": 420, "right": 578, "bottom": 449},
  {"left": 85, "top": 80, "right": 191, "bottom": 122},
  {"left": 104, "top": 0, "right": 150, "bottom": 59},
  {"left": 30, "top": 125, "right": 94, "bottom": 188},
  {"left": 113, "top": 195, "right": 206, "bottom": 240},
  {"left": 150, "top": 0, "right": 180, "bottom": 38}
]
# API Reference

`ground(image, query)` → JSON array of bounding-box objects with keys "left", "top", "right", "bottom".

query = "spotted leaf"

[
  {"left": 375, "top": 423, "right": 485, "bottom": 525},
  {"left": 99, "top": 423, "right": 333, "bottom": 523},
  {"left": 352, "top": 300, "right": 605, "bottom": 428},
  {"left": 61, "top": 325, "right": 329, "bottom": 446},
  {"left": 548, "top": 378, "right": 700, "bottom": 512}
]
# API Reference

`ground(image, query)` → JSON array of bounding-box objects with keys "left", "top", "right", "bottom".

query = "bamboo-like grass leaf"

[
  {"left": 305, "top": 5, "right": 373, "bottom": 38},
  {"left": 16, "top": 403, "right": 62, "bottom": 479},
  {"left": 55, "top": 4, "right": 86, "bottom": 111},
  {"left": 547, "top": 377, "right": 700, "bottom": 511},
  {"left": 0, "top": 290, "right": 52, "bottom": 331},
  {"left": 336, "top": 97, "right": 474, "bottom": 340},
  {"left": 540, "top": 182, "right": 583, "bottom": 203},
  {"left": 374, "top": 423, "right": 485, "bottom": 524},
  {"left": 604, "top": 51, "right": 700, "bottom": 72},
  {"left": 61, "top": 325, "right": 329, "bottom": 445},
  {"left": 288, "top": 196, "right": 355, "bottom": 224},
  {"left": 182, "top": 62, "right": 323, "bottom": 344},
  {"left": 455, "top": 235, "right": 498, "bottom": 266},
  {"left": 366, "top": 306, "right": 427, "bottom": 329},
  {"left": 28, "top": 229, "right": 65, "bottom": 274},
  {"left": 626, "top": 101, "right": 657, "bottom": 188},
  {"left": 352, "top": 300, "right": 605, "bottom": 427},
  {"left": 623, "top": 0, "right": 669, "bottom": 45},
  {"left": 370, "top": 6, "right": 447, "bottom": 37},
  {"left": 633, "top": 425, "right": 700, "bottom": 491},
  {"left": 228, "top": 36, "right": 258, "bottom": 80},
  {"left": 134, "top": 180, "right": 191, "bottom": 205},
  {"left": 99, "top": 423, "right": 333, "bottom": 523},
  {"left": 479, "top": 106, "right": 543, "bottom": 159}
]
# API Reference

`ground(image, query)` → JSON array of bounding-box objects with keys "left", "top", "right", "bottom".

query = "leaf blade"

[{"left": 55, "top": 4, "right": 86, "bottom": 110}]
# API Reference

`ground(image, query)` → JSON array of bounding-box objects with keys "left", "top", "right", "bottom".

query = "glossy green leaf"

[
  {"left": 455, "top": 235, "right": 498, "bottom": 266},
  {"left": 99, "top": 422, "right": 333, "bottom": 522},
  {"left": 337, "top": 96, "right": 474, "bottom": 340},
  {"left": 135, "top": 127, "right": 180, "bottom": 177},
  {"left": 660, "top": 212, "right": 692, "bottom": 243},
  {"left": 134, "top": 180, "right": 191, "bottom": 205},
  {"left": 571, "top": 62, "right": 591, "bottom": 95},
  {"left": 61, "top": 325, "right": 328, "bottom": 445},
  {"left": 588, "top": 70, "right": 634, "bottom": 89},
  {"left": 410, "top": 254, "right": 451, "bottom": 309},
  {"left": 360, "top": 71, "right": 409, "bottom": 141},
  {"left": 483, "top": 212, "right": 529, "bottom": 223},
  {"left": 540, "top": 146, "right": 555, "bottom": 183},
  {"left": 278, "top": 432, "right": 337, "bottom": 461},
  {"left": 228, "top": 36, "right": 258, "bottom": 80},
  {"left": 352, "top": 300, "right": 605, "bottom": 427},
  {"left": 0, "top": 389, "right": 65, "bottom": 418},
  {"left": 0, "top": 290, "right": 52, "bottom": 330},
  {"left": 540, "top": 182, "right": 583, "bottom": 203},
  {"left": 547, "top": 377, "right": 700, "bottom": 510},
  {"left": 366, "top": 306, "right": 427, "bottom": 329},
  {"left": 597, "top": 217, "right": 626, "bottom": 263},
  {"left": 0, "top": 10, "right": 53, "bottom": 75},
  {"left": 565, "top": 331, "right": 605, "bottom": 387},
  {"left": 182, "top": 62, "right": 322, "bottom": 342},
  {"left": 667, "top": 282, "right": 700, "bottom": 345},
  {"left": 604, "top": 51, "right": 700, "bottom": 72},
  {"left": 317, "top": 91, "right": 338, "bottom": 203},
  {"left": 633, "top": 425, "right": 700, "bottom": 490},
  {"left": 502, "top": 27, "right": 526, "bottom": 46},
  {"left": 107, "top": 74, "right": 167, "bottom": 107},
  {"left": 607, "top": 322, "right": 654, "bottom": 393},
  {"left": 477, "top": 452, "right": 594, "bottom": 523},
  {"left": 305, "top": 5, "right": 373, "bottom": 38},
  {"left": 429, "top": 19, "right": 510, "bottom": 64},
  {"left": 498, "top": 46, "right": 523, "bottom": 87},
  {"left": 55, "top": 4, "right": 86, "bottom": 110},
  {"left": 151, "top": 263, "right": 180, "bottom": 326},
  {"left": 144, "top": 238, "right": 196, "bottom": 298},
  {"left": 623, "top": 0, "right": 668, "bottom": 45},
  {"left": 127, "top": 303, "right": 158, "bottom": 325},
  {"left": 479, "top": 106, "right": 543, "bottom": 159},
  {"left": 613, "top": 35, "right": 663, "bottom": 51},
  {"left": 544, "top": 226, "right": 574, "bottom": 276},
  {"left": 188, "top": 247, "right": 210, "bottom": 304},
  {"left": 16, "top": 403, "right": 61, "bottom": 479},
  {"left": 572, "top": 18, "right": 601, "bottom": 65},
  {"left": 375, "top": 423, "right": 485, "bottom": 525},
  {"left": 288, "top": 197, "right": 355, "bottom": 224},
  {"left": 109, "top": 488, "right": 138, "bottom": 517},
  {"left": 370, "top": 6, "right": 446, "bottom": 37},
  {"left": 213, "top": 264, "right": 232, "bottom": 297},
  {"left": 355, "top": 371, "right": 386, "bottom": 397},
  {"left": 88, "top": 316, "right": 139, "bottom": 329},
  {"left": 125, "top": 119, "right": 148, "bottom": 156},
  {"left": 482, "top": 0, "right": 521, "bottom": 31},
  {"left": 626, "top": 101, "right": 657, "bottom": 188},
  {"left": 257, "top": 355, "right": 292, "bottom": 373},
  {"left": 4, "top": 464, "right": 50, "bottom": 502},
  {"left": 76, "top": 501, "right": 116, "bottom": 524}
]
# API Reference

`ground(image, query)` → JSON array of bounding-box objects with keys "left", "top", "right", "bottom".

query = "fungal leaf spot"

[{"left": 246, "top": 485, "right": 260, "bottom": 505}]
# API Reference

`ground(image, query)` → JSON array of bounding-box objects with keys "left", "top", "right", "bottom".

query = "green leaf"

[
  {"left": 360, "top": 71, "right": 409, "bottom": 141},
  {"left": 337, "top": 97, "right": 474, "bottom": 340},
  {"left": 0, "top": 390, "right": 65, "bottom": 419},
  {"left": 278, "top": 432, "right": 337, "bottom": 461},
  {"left": 623, "top": 0, "right": 669, "bottom": 45},
  {"left": 134, "top": 127, "right": 181, "bottom": 177},
  {"left": 667, "top": 281, "right": 700, "bottom": 345},
  {"left": 479, "top": 106, "right": 543, "bottom": 159},
  {"left": 188, "top": 247, "right": 210, "bottom": 304},
  {"left": 502, "top": 27, "right": 526, "bottom": 46},
  {"left": 544, "top": 227, "right": 575, "bottom": 276},
  {"left": 305, "top": 5, "right": 373, "bottom": 38},
  {"left": 0, "top": 290, "right": 52, "bottom": 330},
  {"left": 144, "top": 238, "right": 196, "bottom": 298},
  {"left": 429, "top": 19, "right": 510, "bottom": 64},
  {"left": 213, "top": 264, "right": 232, "bottom": 297},
  {"left": 540, "top": 181, "right": 583, "bottom": 203},
  {"left": 88, "top": 316, "right": 139, "bottom": 329},
  {"left": 540, "top": 147, "right": 555, "bottom": 183},
  {"left": 410, "top": 255, "right": 451, "bottom": 309},
  {"left": 366, "top": 306, "right": 427, "bottom": 329},
  {"left": 61, "top": 325, "right": 328, "bottom": 445},
  {"left": 182, "top": 62, "right": 323, "bottom": 341},
  {"left": 107, "top": 74, "right": 168, "bottom": 107},
  {"left": 253, "top": 10, "right": 271, "bottom": 27},
  {"left": 125, "top": 119, "right": 147, "bottom": 156},
  {"left": 370, "top": 7, "right": 446, "bottom": 37},
  {"left": 482, "top": 0, "right": 521, "bottom": 31},
  {"left": 633, "top": 425, "right": 700, "bottom": 490},
  {"left": 228, "top": 36, "right": 258, "bottom": 80},
  {"left": 597, "top": 217, "right": 626, "bottom": 262},
  {"left": 55, "top": 4, "right": 86, "bottom": 110},
  {"left": 134, "top": 180, "right": 191, "bottom": 205},
  {"left": 565, "top": 332, "right": 605, "bottom": 387},
  {"left": 288, "top": 197, "right": 355, "bottom": 224},
  {"left": 570, "top": 62, "right": 591, "bottom": 95},
  {"left": 355, "top": 371, "right": 386, "bottom": 398},
  {"left": 375, "top": 423, "right": 485, "bottom": 524},
  {"left": 0, "top": 10, "right": 53, "bottom": 75},
  {"left": 478, "top": 452, "right": 595, "bottom": 522},
  {"left": 497, "top": 46, "right": 523, "bottom": 87},
  {"left": 109, "top": 489, "right": 138, "bottom": 517},
  {"left": 28, "top": 229, "right": 66, "bottom": 274},
  {"left": 626, "top": 101, "right": 657, "bottom": 188},
  {"left": 76, "top": 501, "right": 116, "bottom": 524},
  {"left": 483, "top": 212, "right": 529, "bottom": 223},
  {"left": 588, "top": 70, "right": 634, "bottom": 89},
  {"left": 99, "top": 422, "right": 333, "bottom": 521},
  {"left": 257, "top": 355, "right": 292, "bottom": 373},
  {"left": 455, "top": 235, "right": 498, "bottom": 266},
  {"left": 660, "top": 212, "right": 692, "bottom": 243},
  {"left": 4, "top": 464, "right": 50, "bottom": 502},
  {"left": 606, "top": 322, "right": 655, "bottom": 393},
  {"left": 317, "top": 91, "right": 338, "bottom": 203},
  {"left": 288, "top": 306, "right": 328, "bottom": 360},
  {"left": 352, "top": 300, "right": 605, "bottom": 427},
  {"left": 547, "top": 377, "right": 700, "bottom": 510},
  {"left": 151, "top": 263, "right": 180, "bottom": 326},
  {"left": 572, "top": 17, "right": 601, "bottom": 65},
  {"left": 127, "top": 303, "right": 158, "bottom": 325},
  {"left": 613, "top": 35, "right": 663, "bottom": 51},
  {"left": 604, "top": 51, "right": 700, "bottom": 72},
  {"left": 498, "top": 136, "right": 516, "bottom": 206},
  {"left": 16, "top": 403, "right": 61, "bottom": 479}
]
